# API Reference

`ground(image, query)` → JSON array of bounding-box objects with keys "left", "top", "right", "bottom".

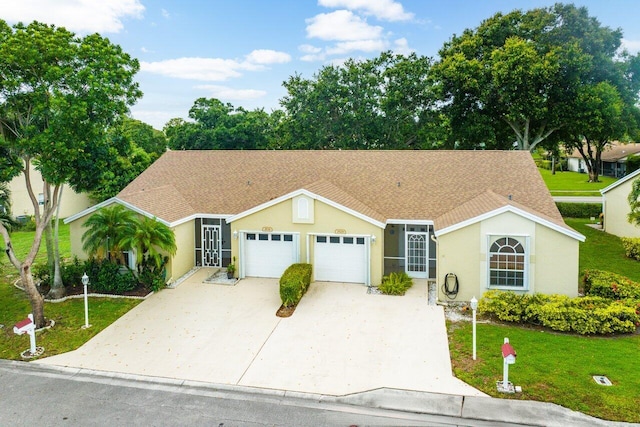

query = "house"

[
  {"left": 567, "top": 142, "right": 640, "bottom": 178},
  {"left": 65, "top": 150, "right": 585, "bottom": 301},
  {"left": 8, "top": 163, "right": 93, "bottom": 220},
  {"left": 600, "top": 168, "right": 640, "bottom": 238}
]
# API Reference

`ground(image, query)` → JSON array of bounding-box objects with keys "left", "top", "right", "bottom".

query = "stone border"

[{"left": 13, "top": 278, "right": 153, "bottom": 302}]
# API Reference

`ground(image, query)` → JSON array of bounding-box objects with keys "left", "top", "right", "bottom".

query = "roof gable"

[
  {"left": 435, "top": 190, "right": 585, "bottom": 241},
  {"left": 601, "top": 168, "right": 640, "bottom": 194}
]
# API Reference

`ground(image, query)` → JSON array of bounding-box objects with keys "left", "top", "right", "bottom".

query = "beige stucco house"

[
  {"left": 8, "top": 163, "right": 93, "bottom": 219},
  {"left": 65, "top": 150, "right": 584, "bottom": 302},
  {"left": 601, "top": 168, "right": 640, "bottom": 238}
]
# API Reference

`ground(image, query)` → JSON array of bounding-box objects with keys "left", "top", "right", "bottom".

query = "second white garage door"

[
  {"left": 244, "top": 232, "right": 298, "bottom": 278},
  {"left": 314, "top": 235, "right": 367, "bottom": 283}
]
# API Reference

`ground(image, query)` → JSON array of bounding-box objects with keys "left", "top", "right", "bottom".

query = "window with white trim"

[{"left": 488, "top": 237, "right": 526, "bottom": 289}]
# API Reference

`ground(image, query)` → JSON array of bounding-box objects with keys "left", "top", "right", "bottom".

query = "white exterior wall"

[
  {"left": 603, "top": 174, "right": 640, "bottom": 238},
  {"left": 437, "top": 211, "right": 580, "bottom": 302},
  {"left": 8, "top": 164, "right": 92, "bottom": 219}
]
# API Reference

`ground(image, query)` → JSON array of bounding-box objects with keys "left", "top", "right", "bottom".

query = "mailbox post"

[
  {"left": 498, "top": 337, "right": 517, "bottom": 393},
  {"left": 13, "top": 314, "right": 37, "bottom": 356},
  {"left": 470, "top": 296, "right": 478, "bottom": 360}
]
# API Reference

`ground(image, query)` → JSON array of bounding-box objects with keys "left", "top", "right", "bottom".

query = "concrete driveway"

[{"left": 36, "top": 268, "right": 484, "bottom": 397}]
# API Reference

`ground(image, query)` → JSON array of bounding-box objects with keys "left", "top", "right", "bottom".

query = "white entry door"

[
  {"left": 314, "top": 235, "right": 367, "bottom": 283},
  {"left": 244, "top": 232, "right": 297, "bottom": 278},
  {"left": 406, "top": 232, "right": 428, "bottom": 278}
]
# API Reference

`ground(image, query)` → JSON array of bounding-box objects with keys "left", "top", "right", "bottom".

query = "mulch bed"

[
  {"left": 38, "top": 283, "right": 151, "bottom": 299},
  {"left": 276, "top": 304, "right": 297, "bottom": 318}
]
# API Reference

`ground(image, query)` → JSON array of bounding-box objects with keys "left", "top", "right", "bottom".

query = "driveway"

[{"left": 35, "top": 268, "right": 484, "bottom": 397}]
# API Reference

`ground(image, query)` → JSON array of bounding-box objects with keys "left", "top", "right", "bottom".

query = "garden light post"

[
  {"left": 81, "top": 272, "right": 91, "bottom": 329},
  {"left": 470, "top": 296, "right": 478, "bottom": 360}
]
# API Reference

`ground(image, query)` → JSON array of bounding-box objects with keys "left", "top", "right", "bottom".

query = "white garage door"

[
  {"left": 314, "top": 235, "right": 367, "bottom": 283},
  {"left": 244, "top": 232, "right": 297, "bottom": 278}
]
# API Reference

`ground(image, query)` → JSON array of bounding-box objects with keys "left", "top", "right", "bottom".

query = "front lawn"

[
  {"left": 538, "top": 168, "right": 617, "bottom": 196},
  {"left": 565, "top": 218, "right": 640, "bottom": 282},
  {"left": 448, "top": 215, "right": 640, "bottom": 423},
  {"left": 0, "top": 224, "right": 142, "bottom": 360},
  {"left": 448, "top": 322, "right": 640, "bottom": 423}
]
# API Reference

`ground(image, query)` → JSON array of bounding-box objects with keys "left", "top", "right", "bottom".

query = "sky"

[{"left": 3, "top": 0, "right": 640, "bottom": 130}]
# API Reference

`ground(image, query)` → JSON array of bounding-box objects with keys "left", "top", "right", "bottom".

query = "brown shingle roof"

[
  {"left": 117, "top": 150, "right": 564, "bottom": 230},
  {"left": 568, "top": 142, "right": 640, "bottom": 162},
  {"left": 435, "top": 190, "right": 571, "bottom": 233}
]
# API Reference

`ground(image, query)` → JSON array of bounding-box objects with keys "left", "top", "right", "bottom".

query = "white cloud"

[
  {"left": 318, "top": 0, "right": 413, "bottom": 22},
  {"left": 161, "top": 8, "right": 170, "bottom": 19},
  {"left": 306, "top": 10, "right": 383, "bottom": 41},
  {"left": 299, "top": 44, "right": 323, "bottom": 54},
  {"left": 1, "top": 0, "right": 144, "bottom": 33},
  {"left": 141, "top": 58, "right": 245, "bottom": 81},
  {"left": 392, "top": 37, "right": 413, "bottom": 55},
  {"left": 141, "top": 49, "right": 291, "bottom": 81},
  {"left": 326, "top": 39, "right": 387, "bottom": 55},
  {"left": 621, "top": 38, "right": 640, "bottom": 54},
  {"left": 245, "top": 49, "right": 291, "bottom": 64},
  {"left": 195, "top": 85, "right": 267, "bottom": 100}
]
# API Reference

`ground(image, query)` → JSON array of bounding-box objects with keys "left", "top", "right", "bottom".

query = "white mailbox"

[
  {"left": 502, "top": 339, "right": 516, "bottom": 364},
  {"left": 13, "top": 314, "right": 35, "bottom": 335}
]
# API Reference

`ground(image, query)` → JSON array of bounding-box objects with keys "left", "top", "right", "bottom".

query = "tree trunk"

[
  {"left": 21, "top": 264, "right": 46, "bottom": 327},
  {"left": 47, "top": 188, "right": 66, "bottom": 299}
]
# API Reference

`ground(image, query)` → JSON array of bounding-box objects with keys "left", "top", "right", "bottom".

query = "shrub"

[
  {"left": 85, "top": 258, "right": 137, "bottom": 294},
  {"left": 378, "top": 271, "right": 413, "bottom": 295},
  {"left": 279, "top": 263, "right": 312, "bottom": 308},
  {"left": 479, "top": 290, "right": 640, "bottom": 335},
  {"left": 583, "top": 269, "right": 640, "bottom": 300},
  {"left": 621, "top": 238, "right": 640, "bottom": 261},
  {"left": 555, "top": 202, "right": 602, "bottom": 219}
]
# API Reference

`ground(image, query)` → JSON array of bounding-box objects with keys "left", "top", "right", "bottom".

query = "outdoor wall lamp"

[
  {"left": 371, "top": 235, "right": 376, "bottom": 243},
  {"left": 233, "top": 230, "right": 238, "bottom": 239}
]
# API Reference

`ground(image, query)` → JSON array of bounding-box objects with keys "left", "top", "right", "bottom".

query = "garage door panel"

[
  {"left": 315, "top": 236, "right": 366, "bottom": 283},
  {"left": 245, "top": 233, "right": 296, "bottom": 278}
]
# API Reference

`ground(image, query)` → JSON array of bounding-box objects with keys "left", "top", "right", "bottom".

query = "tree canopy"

[
  {"left": 0, "top": 20, "right": 141, "bottom": 326},
  {"left": 433, "top": 3, "right": 640, "bottom": 152},
  {"left": 164, "top": 98, "right": 274, "bottom": 150},
  {"left": 277, "top": 51, "right": 444, "bottom": 150}
]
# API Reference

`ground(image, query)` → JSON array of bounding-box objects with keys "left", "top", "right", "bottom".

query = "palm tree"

[
  {"left": 0, "top": 183, "right": 16, "bottom": 231},
  {"left": 120, "top": 216, "right": 177, "bottom": 269},
  {"left": 81, "top": 204, "right": 136, "bottom": 261}
]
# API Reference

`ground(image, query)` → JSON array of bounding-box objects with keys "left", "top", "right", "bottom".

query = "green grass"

[
  {"left": 0, "top": 223, "right": 142, "bottom": 361},
  {"left": 538, "top": 168, "right": 617, "bottom": 196},
  {"left": 448, "top": 217, "right": 640, "bottom": 422},
  {"left": 448, "top": 322, "right": 640, "bottom": 422},
  {"left": 565, "top": 218, "right": 640, "bottom": 282}
]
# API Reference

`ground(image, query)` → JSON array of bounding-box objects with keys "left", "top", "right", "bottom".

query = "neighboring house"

[
  {"left": 8, "top": 163, "right": 93, "bottom": 220},
  {"left": 600, "top": 168, "right": 640, "bottom": 238},
  {"left": 65, "top": 150, "right": 585, "bottom": 302},
  {"left": 567, "top": 142, "right": 640, "bottom": 177}
]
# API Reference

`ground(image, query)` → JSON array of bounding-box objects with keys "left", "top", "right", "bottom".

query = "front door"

[
  {"left": 406, "top": 232, "right": 428, "bottom": 278},
  {"left": 202, "top": 224, "right": 221, "bottom": 267}
]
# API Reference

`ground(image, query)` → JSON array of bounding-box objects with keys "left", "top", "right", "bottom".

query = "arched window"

[{"left": 488, "top": 237, "right": 526, "bottom": 288}]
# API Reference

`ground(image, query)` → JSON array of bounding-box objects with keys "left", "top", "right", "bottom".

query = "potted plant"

[{"left": 226, "top": 257, "right": 236, "bottom": 279}]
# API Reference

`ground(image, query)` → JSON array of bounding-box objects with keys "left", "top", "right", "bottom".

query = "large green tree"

[
  {"left": 433, "top": 4, "right": 638, "bottom": 152},
  {"left": 90, "top": 117, "right": 165, "bottom": 201},
  {"left": 0, "top": 21, "right": 141, "bottom": 325},
  {"left": 164, "top": 98, "right": 273, "bottom": 150},
  {"left": 278, "top": 51, "right": 443, "bottom": 149},
  {"left": 628, "top": 177, "right": 640, "bottom": 226}
]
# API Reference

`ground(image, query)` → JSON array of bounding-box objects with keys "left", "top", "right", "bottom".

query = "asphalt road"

[{"left": 0, "top": 360, "right": 512, "bottom": 427}]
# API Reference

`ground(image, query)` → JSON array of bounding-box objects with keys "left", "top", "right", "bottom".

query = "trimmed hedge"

[
  {"left": 279, "top": 263, "right": 312, "bottom": 308},
  {"left": 479, "top": 290, "right": 640, "bottom": 335},
  {"left": 583, "top": 269, "right": 640, "bottom": 300},
  {"left": 379, "top": 271, "right": 413, "bottom": 295},
  {"left": 621, "top": 238, "right": 640, "bottom": 261},
  {"left": 555, "top": 202, "right": 602, "bottom": 219}
]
